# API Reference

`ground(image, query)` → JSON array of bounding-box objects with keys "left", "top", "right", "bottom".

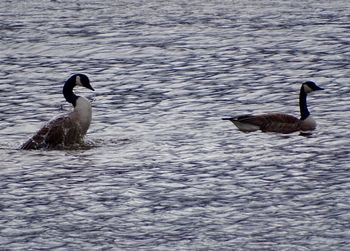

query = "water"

[{"left": 1, "top": 0, "right": 350, "bottom": 250}]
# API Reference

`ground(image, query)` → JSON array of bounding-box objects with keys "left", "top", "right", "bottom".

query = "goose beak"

[
  {"left": 315, "top": 85, "right": 324, "bottom": 91},
  {"left": 86, "top": 83, "right": 95, "bottom": 91}
]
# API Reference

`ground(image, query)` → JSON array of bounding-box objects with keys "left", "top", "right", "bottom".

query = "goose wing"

[
  {"left": 230, "top": 113, "right": 301, "bottom": 133},
  {"left": 21, "top": 115, "right": 83, "bottom": 150}
]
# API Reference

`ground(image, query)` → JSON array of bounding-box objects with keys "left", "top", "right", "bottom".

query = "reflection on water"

[{"left": 1, "top": 0, "right": 350, "bottom": 250}]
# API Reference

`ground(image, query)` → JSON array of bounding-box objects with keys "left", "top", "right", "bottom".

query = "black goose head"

[
  {"left": 63, "top": 74, "right": 94, "bottom": 106},
  {"left": 66, "top": 74, "right": 94, "bottom": 91},
  {"left": 302, "top": 81, "right": 324, "bottom": 93}
]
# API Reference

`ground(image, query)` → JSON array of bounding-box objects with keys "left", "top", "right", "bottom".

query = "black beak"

[{"left": 86, "top": 83, "right": 95, "bottom": 91}]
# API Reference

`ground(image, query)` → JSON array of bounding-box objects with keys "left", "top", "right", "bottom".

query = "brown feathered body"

[
  {"left": 21, "top": 112, "right": 86, "bottom": 150},
  {"left": 226, "top": 113, "right": 316, "bottom": 134}
]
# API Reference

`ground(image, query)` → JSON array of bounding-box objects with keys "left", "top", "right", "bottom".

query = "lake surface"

[{"left": 1, "top": 0, "right": 350, "bottom": 250}]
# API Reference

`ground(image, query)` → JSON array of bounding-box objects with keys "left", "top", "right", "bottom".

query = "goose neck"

[
  {"left": 299, "top": 87, "right": 310, "bottom": 120},
  {"left": 63, "top": 80, "right": 78, "bottom": 106}
]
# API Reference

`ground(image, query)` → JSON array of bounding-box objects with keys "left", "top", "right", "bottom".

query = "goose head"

[
  {"left": 63, "top": 74, "right": 94, "bottom": 107},
  {"left": 66, "top": 74, "right": 94, "bottom": 91},
  {"left": 302, "top": 81, "right": 324, "bottom": 93}
]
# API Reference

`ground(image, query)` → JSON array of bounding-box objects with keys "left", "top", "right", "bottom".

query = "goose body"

[
  {"left": 21, "top": 74, "right": 94, "bottom": 150},
  {"left": 222, "top": 81, "right": 323, "bottom": 134}
]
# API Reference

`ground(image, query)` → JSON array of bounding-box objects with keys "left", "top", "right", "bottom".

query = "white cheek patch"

[
  {"left": 303, "top": 84, "right": 313, "bottom": 93},
  {"left": 75, "top": 75, "right": 82, "bottom": 86}
]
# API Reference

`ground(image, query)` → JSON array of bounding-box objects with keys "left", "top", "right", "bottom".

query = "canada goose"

[
  {"left": 222, "top": 81, "right": 323, "bottom": 134},
  {"left": 21, "top": 74, "right": 94, "bottom": 150}
]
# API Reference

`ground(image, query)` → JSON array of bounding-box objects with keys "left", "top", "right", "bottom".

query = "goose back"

[
  {"left": 21, "top": 114, "right": 83, "bottom": 150},
  {"left": 231, "top": 113, "right": 301, "bottom": 133}
]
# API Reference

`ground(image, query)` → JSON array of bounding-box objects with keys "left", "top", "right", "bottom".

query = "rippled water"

[{"left": 1, "top": 0, "right": 350, "bottom": 250}]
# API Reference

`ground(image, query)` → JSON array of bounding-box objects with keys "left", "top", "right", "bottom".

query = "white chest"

[
  {"left": 300, "top": 115, "right": 317, "bottom": 132},
  {"left": 73, "top": 96, "right": 92, "bottom": 134}
]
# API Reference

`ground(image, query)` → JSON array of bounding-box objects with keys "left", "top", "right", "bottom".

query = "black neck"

[
  {"left": 63, "top": 80, "right": 78, "bottom": 107},
  {"left": 299, "top": 86, "right": 309, "bottom": 120}
]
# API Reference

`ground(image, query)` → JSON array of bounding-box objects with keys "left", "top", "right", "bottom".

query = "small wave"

[{"left": 88, "top": 137, "right": 132, "bottom": 148}]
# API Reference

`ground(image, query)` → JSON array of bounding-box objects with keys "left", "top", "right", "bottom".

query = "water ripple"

[{"left": 1, "top": 0, "right": 350, "bottom": 250}]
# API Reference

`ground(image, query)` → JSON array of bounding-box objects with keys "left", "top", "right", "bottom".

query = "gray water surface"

[{"left": 1, "top": 0, "right": 350, "bottom": 250}]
